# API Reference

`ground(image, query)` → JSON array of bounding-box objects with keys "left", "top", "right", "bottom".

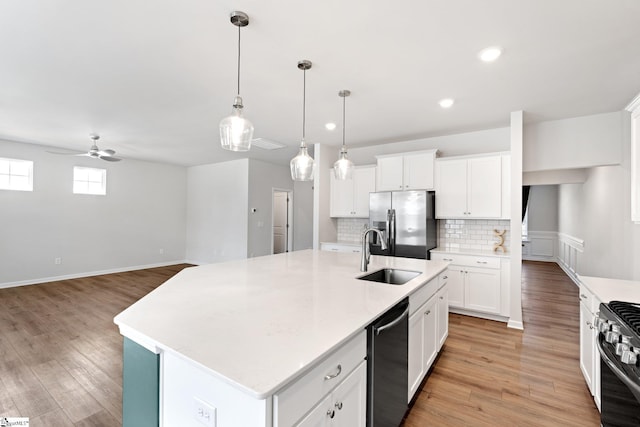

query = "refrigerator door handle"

[{"left": 389, "top": 209, "right": 396, "bottom": 251}]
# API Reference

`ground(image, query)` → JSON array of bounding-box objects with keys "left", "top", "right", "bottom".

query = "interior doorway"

[{"left": 272, "top": 189, "right": 293, "bottom": 254}]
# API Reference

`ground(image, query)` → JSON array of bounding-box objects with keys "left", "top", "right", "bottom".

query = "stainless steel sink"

[{"left": 357, "top": 268, "right": 421, "bottom": 285}]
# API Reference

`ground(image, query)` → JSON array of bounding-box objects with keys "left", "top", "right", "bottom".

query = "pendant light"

[
  {"left": 333, "top": 90, "right": 355, "bottom": 180},
  {"left": 290, "top": 60, "right": 315, "bottom": 181},
  {"left": 220, "top": 11, "right": 254, "bottom": 152}
]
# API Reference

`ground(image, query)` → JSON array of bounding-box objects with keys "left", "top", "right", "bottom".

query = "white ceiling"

[{"left": 1, "top": 0, "right": 639, "bottom": 167}]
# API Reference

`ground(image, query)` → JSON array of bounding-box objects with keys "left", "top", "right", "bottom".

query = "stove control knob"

[
  {"left": 621, "top": 349, "right": 638, "bottom": 365},
  {"left": 599, "top": 320, "right": 611, "bottom": 333},
  {"left": 616, "top": 342, "right": 630, "bottom": 356},
  {"left": 621, "top": 335, "right": 632, "bottom": 344},
  {"left": 611, "top": 324, "right": 621, "bottom": 333},
  {"left": 606, "top": 330, "right": 620, "bottom": 344}
]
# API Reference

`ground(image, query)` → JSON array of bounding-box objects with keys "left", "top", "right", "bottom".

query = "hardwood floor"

[
  {"left": 0, "top": 261, "right": 599, "bottom": 426},
  {"left": 0, "top": 264, "right": 191, "bottom": 426},
  {"left": 402, "top": 261, "right": 601, "bottom": 427}
]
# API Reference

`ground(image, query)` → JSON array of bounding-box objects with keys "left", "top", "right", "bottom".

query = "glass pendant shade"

[
  {"left": 220, "top": 96, "right": 254, "bottom": 151},
  {"left": 333, "top": 148, "right": 354, "bottom": 180},
  {"left": 290, "top": 141, "right": 315, "bottom": 181},
  {"left": 333, "top": 89, "right": 355, "bottom": 180}
]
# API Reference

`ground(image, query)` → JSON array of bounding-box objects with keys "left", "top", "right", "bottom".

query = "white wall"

[
  {"left": 293, "top": 180, "right": 313, "bottom": 251},
  {"left": 0, "top": 139, "right": 187, "bottom": 286},
  {"left": 247, "top": 159, "right": 293, "bottom": 258},
  {"left": 524, "top": 111, "right": 624, "bottom": 172},
  {"left": 186, "top": 159, "right": 249, "bottom": 265},
  {"left": 348, "top": 127, "right": 510, "bottom": 164},
  {"left": 527, "top": 185, "right": 558, "bottom": 232},
  {"left": 313, "top": 143, "right": 337, "bottom": 248}
]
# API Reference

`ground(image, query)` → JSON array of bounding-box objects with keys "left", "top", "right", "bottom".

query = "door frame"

[{"left": 271, "top": 188, "right": 293, "bottom": 254}]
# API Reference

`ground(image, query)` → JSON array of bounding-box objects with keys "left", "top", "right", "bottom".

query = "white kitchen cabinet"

[
  {"left": 376, "top": 150, "right": 437, "bottom": 191},
  {"left": 436, "top": 276, "right": 449, "bottom": 350},
  {"left": 320, "top": 242, "right": 361, "bottom": 253},
  {"left": 629, "top": 95, "right": 640, "bottom": 223},
  {"left": 274, "top": 331, "right": 366, "bottom": 427},
  {"left": 579, "top": 283, "right": 601, "bottom": 411},
  {"left": 297, "top": 362, "right": 366, "bottom": 427},
  {"left": 431, "top": 252, "right": 507, "bottom": 318},
  {"left": 435, "top": 154, "right": 506, "bottom": 219},
  {"left": 330, "top": 165, "right": 376, "bottom": 218},
  {"left": 407, "top": 275, "right": 449, "bottom": 403}
]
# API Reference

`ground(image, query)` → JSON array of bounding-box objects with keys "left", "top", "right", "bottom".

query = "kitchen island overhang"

[{"left": 114, "top": 249, "right": 448, "bottom": 426}]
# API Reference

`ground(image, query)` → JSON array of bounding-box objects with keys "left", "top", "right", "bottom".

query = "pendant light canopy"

[
  {"left": 333, "top": 90, "right": 355, "bottom": 180},
  {"left": 290, "top": 60, "right": 315, "bottom": 181},
  {"left": 220, "top": 11, "right": 254, "bottom": 152}
]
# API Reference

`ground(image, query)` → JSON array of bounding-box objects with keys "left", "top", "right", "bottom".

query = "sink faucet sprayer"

[{"left": 361, "top": 228, "right": 387, "bottom": 272}]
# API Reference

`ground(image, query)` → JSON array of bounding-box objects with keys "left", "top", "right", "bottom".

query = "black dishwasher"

[{"left": 366, "top": 298, "right": 409, "bottom": 427}]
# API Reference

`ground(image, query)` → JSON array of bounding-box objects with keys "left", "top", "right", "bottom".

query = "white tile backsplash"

[
  {"left": 336, "top": 218, "right": 369, "bottom": 242},
  {"left": 439, "top": 219, "right": 510, "bottom": 252}
]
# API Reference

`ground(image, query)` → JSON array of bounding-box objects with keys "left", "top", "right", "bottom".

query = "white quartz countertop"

[
  {"left": 114, "top": 250, "right": 448, "bottom": 399},
  {"left": 579, "top": 275, "right": 640, "bottom": 304},
  {"left": 431, "top": 247, "right": 510, "bottom": 259}
]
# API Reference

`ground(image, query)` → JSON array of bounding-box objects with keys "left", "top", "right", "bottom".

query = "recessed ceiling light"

[
  {"left": 439, "top": 98, "right": 454, "bottom": 109},
  {"left": 479, "top": 47, "right": 502, "bottom": 62},
  {"left": 325, "top": 122, "right": 337, "bottom": 131}
]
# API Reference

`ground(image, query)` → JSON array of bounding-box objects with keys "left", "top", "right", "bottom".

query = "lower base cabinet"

[
  {"left": 407, "top": 272, "right": 449, "bottom": 402},
  {"left": 579, "top": 283, "right": 601, "bottom": 411},
  {"left": 431, "top": 253, "right": 508, "bottom": 318},
  {"left": 297, "top": 362, "right": 367, "bottom": 427}
]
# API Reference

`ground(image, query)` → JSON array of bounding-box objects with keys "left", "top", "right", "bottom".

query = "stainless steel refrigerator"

[{"left": 368, "top": 190, "right": 437, "bottom": 259}]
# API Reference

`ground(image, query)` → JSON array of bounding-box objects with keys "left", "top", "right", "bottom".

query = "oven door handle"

[{"left": 597, "top": 335, "right": 640, "bottom": 399}]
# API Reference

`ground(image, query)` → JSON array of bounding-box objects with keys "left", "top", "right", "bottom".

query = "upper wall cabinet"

[
  {"left": 628, "top": 96, "right": 640, "bottom": 223},
  {"left": 330, "top": 165, "right": 376, "bottom": 218},
  {"left": 375, "top": 150, "right": 438, "bottom": 191},
  {"left": 435, "top": 153, "right": 510, "bottom": 219}
]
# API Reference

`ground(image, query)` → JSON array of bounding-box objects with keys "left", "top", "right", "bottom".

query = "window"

[
  {"left": 0, "top": 157, "right": 33, "bottom": 191},
  {"left": 73, "top": 166, "right": 106, "bottom": 195}
]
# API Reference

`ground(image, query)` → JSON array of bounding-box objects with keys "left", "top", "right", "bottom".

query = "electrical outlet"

[
  {"left": 193, "top": 397, "right": 216, "bottom": 427},
  {"left": 54, "top": 257, "right": 62, "bottom": 265}
]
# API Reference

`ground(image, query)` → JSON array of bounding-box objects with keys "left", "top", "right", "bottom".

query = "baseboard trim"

[
  {"left": 0, "top": 260, "right": 188, "bottom": 289},
  {"left": 449, "top": 307, "right": 509, "bottom": 324},
  {"left": 557, "top": 260, "right": 581, "bottom": 287},
  {"left": 507, "top": 319, "right": 524, "bottom": 330}
]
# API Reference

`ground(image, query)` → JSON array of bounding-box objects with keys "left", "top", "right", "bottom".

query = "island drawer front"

[
  {"left": 439, "top": 270, "right": 449, "bottom": 288},
  {"left": 579, "top": 283, "right": 595, "bottom": 313},
  {"left": 409, "top": 277, "right": 438, "bottom": 316},
  {"left": 273, "top": 330, "right": 366, "bottom": 427},
  {"left": 431, "top": 253, "right": 500, "bottom": 269}
]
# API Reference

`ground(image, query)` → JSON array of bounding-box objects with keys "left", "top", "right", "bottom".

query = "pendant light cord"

[
  {"left": 342, "top": 94, "right": 346, "bottom": 148},
  {"left": 302, "top": 68, "right": 306, "bottom": 142},
  {"left": 237, "top": 25, "right": 241, "bottom": 96}
]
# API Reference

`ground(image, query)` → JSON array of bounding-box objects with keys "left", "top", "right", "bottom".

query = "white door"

[
  {"left": 435, "top": 159, "right": 468, "bottom": 218},
  {"left": 332, "top": 362, "right": 367, "bottom": 427},
  {"left": 467, "top": 156, "right": 502, "bottom": 218},
  {"left": 273, "top": 191, "right": 288, "bottom": 254}
]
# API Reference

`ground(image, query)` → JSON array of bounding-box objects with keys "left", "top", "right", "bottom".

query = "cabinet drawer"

[
  {"left": 409, "top": 278, "right": 438, "bottom": 316},
  {"left": 320, "top": 243, "right": 362, "bottom": 253},
  {"left": 273, "top": 330, "right": 366, "bottom": 427},
  {"left": 431, "top": 253, "right": 500, "bottom": 269},
  {"left": 579, "top": 284, "right": 596, "bottom": 313},
  {"left": 438, "top": 270, "right": 449, "bottom": 288}
]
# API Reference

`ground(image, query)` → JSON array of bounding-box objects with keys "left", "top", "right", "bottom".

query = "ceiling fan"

[{"left": 48, "top": 134, "right": 122, "bottom": 162}]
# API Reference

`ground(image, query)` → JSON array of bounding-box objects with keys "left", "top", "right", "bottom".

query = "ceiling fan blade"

[
  {"left": 98, "top": 149, "right": 116, "bottom": 156},
  {"left": 47, "top": 150, "right": 85, "bottom": 155},
  {"left": 99, "top": 155, "right": 122, "bottom": 162}
]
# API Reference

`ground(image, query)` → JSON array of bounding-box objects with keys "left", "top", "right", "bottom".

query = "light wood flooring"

[
  {"left": 402, "top": 261, "right": 601, "bottom": 426},
  {"left": 0, "top": 261, "right": 600, "bottom": 426}
]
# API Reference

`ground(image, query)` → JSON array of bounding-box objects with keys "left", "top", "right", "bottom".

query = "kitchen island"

[{"left": 114, "top": 249, "right": 448, "bottom": 427}]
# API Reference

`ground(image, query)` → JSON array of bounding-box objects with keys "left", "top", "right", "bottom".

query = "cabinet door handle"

[
  {"left": 335, "top": 401, "right": 343, "bottom": 410},
  {"left": 442, "top": 275, "right": 448, "bottom": 279},
  {"left": 439, "top": 296, "right": 444, "bottom": 300},
  {"left": 443, "top": 258, "right": 453, "bottom": 262},
  {"left": 476, "top": 261, "right": 488, "bottom": 264},
  {"left": 327, "top": 409, "right": 335, "bottom": 419},
  {"left": 580, "top": 294, "right": 587, "bottom": 299},
  {"left": 324, "top": 364, "right": 342, "bottom": 380}
]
